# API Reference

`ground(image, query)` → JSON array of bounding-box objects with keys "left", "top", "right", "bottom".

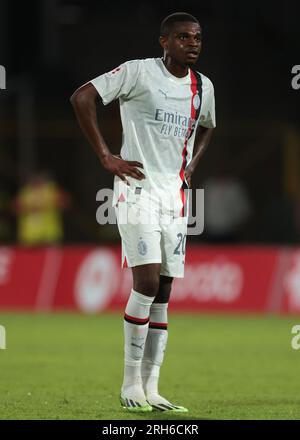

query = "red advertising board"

[{"left": 0, "top": 245, "right": 299, "bottom": 314}]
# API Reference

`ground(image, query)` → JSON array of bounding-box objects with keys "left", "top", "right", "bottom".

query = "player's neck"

[{"left": 162, "top": 57, "right": 189, "bottom": 78}]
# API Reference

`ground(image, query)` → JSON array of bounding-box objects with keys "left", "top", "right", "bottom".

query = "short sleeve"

[
  {"left": 199, "top": 78, "right": 216, "bottom": 128},
  {"left": 90, "top": 60, "right": 142, "bottom": 106}
]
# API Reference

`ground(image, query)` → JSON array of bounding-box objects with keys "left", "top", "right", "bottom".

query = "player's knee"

[
  {"left": 154, "top": 276, "right": 173, "bottom": 302},
  {"left": 155, "top": 278, "right": 173, "bottom": 303},
  {"left": 154, "top": 289, "right": 171, "bottom": 303},
  {"left": 134, "top": 277, "right": 160, "bottom": 297}
]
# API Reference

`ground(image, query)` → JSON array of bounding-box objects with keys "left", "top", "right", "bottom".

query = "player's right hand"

[{"left": 101, "top": 154, "right": 145, "bottom": 185}]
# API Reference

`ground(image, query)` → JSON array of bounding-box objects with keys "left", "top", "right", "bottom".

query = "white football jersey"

[{"left": 90, "top": 58, "right": 216, "bottom": 215}]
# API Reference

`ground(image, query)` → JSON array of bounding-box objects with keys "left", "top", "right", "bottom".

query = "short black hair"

[{"left": 160, "top": 12, "right": 200, "bottom": 37}]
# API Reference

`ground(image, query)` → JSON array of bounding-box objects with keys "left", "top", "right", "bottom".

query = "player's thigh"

[
  {"left": 116, "top": 202, "right": 162, "bottom": 266},
  {"left": 153, "top": 275, "right": 174, "bottom": 303},
  {"left": 132, "top": 263, "right": 161, "bottom": 297},
  {"left": 160, "top": 215, "right": 188, "bottom": 278}
]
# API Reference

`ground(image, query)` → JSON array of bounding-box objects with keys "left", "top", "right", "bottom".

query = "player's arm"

[
  {"left": 184, "top": 125, "right": 214, "bottom": 187},
  {"left": 70, "top": 82, "right": 145, "bottom": 184}
]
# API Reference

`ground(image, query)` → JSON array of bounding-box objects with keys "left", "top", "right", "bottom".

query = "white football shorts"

[{"left": 114, "top": 181, "right": 188, "bottom": 278}]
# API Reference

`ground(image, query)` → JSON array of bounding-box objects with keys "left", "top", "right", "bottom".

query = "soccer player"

[{"left": 70, "top": 12, "right": 216, "bottom": 413}]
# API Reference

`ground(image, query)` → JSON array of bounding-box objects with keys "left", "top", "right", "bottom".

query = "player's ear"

[{"left": 159, "top": 36, "right": 168, "bottom": 51}]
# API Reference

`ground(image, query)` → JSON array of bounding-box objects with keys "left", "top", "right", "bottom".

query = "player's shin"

[
  {"left": 141, "top": 302, "right": 168, "bottom": 396},
  {"left": 122, "top": 289, "right": 155, "bottom": 407},
  {"left": 141, "top": 302, "right": 188, "bottom": 412}
]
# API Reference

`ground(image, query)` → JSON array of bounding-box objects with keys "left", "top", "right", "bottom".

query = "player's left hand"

[{"left": 184, "top": 164, "right": 194, "bottom": 188}]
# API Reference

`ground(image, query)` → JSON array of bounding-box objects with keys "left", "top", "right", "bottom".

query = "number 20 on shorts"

[{"left": 174, "top": 233, "right": 187, "bottom": 255}]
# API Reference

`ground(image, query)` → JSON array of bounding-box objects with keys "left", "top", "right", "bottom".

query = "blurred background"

[
  {"left": 1, "top": 2, "right": 300, "bottom": 420},
  {"left": 1, "top": 0, "right": 300, "bottom": 246}
]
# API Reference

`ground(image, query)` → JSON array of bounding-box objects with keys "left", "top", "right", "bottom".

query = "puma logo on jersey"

[{"left": 158, "top": 89, "right": 168, "bottom": 99}]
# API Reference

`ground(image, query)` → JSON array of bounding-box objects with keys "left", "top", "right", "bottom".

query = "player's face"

[{"left": 160, "top": 21, "right": 202, "bottom": 67}]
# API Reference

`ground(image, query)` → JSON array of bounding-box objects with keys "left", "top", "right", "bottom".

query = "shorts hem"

[
  {"left": 123, "top": 258, "right": 162, "bottom": 268},
  {"left": 160, "top": 269, "right": 185, "bottom": 278}
]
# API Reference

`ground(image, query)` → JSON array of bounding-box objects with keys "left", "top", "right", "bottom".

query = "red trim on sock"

[
  {"left": 124, "top": 313, "right": 149, "bottom": 324},
  {"left": 149, "top": 322, "right": 168, "bottom": 329}
]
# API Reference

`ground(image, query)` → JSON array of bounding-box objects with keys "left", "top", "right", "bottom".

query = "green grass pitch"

[{"left": 0, "top": 312, "right": 300, "bottom": 420}]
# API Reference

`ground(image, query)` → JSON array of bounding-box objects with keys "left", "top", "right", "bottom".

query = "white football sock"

[
  {"left": 141, "top": 302, "right": 168, "bottom": 397},
  {"left": 122, "top": 289, "right": 155, "bottom": 395}
]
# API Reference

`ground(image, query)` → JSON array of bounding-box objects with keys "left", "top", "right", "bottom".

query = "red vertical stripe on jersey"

[{"left": 179, "top": 70, "right": 198, "bottom": 216}]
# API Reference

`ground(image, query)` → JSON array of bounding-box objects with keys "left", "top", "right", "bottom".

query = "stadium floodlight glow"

[{"left": 0, "top": 65, "right": 6, "bottom": 90}]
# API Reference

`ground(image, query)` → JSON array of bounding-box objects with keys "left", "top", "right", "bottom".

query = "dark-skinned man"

[{"left": 70, "top": 12, "right": 215, "bottom": 413}]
